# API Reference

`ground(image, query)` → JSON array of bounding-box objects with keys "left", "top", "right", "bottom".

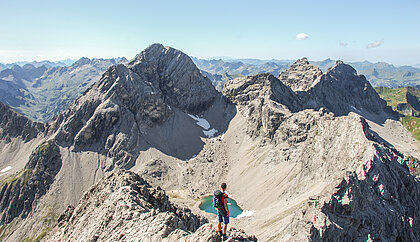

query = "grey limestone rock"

[
  {"left": 46, "top": 170, "right": 207, "bottom": 241},
  {"left": 302, "top": 61, "right": 392, "bottom": 116},
  {"left": 223, "top": 73, "right": 301, "bottom": 140},
  {"left": 47, "top": 170, "right": 256, "bottom": 242},
  {"left": 279, "top": 57, "right": 322, "bottom": 92},
  {"left": 0, "top": 141, "right": 61, "bottom": 224},
  {"left": 0, "top": 101, "right": 44, "bottom": 142},
  {"left": 129, "top": 43, "right": 218, "bottom": 114},
  {"left": 49, "top": 44, "right": 219, "bottom": 168}
]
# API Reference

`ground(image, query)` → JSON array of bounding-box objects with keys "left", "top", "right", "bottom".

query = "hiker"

[{"left": 214, "top": 182, "right": 229, "bottom": 240}]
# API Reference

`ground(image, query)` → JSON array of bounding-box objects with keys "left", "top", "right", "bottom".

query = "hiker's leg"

[
  {"left": 223, "top": 224, "right": 227, "bottom": 234},
  {"left": 217, "top": 210, "right": 223, "bottom": 232},
  {"left": 222, "top": 211, "right": 229, "bottom": 235}
]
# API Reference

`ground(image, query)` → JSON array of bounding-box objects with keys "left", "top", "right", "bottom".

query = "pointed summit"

[
  {"left": 279, "top": 57, "right": 322, "bottom": 92},
  {"left": 129, "top": 43, "right": 218, "bottom": 113},
  {"left": 50, "top": 44, "right": 219, "bottom": 168},
  {"left": 302, "top": 61, "right": 391, "bottom": 116}
]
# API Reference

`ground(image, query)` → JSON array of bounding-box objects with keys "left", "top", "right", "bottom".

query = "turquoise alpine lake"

[{"left": 199, "top": 195, "right": 243, "bottom": 218}]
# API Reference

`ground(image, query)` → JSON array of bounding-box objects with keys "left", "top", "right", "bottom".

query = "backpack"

[{"left": 213, "top": 190, "right": 224, "bottom": 209}]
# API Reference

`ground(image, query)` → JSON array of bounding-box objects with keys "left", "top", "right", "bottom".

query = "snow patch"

[
  {"left": 1, "top": 166, "right": 12, "bottom": 173},
  {"left": 236, "top": 210, "right": 255, "bottom": 219},
  {"left": 203, "top": 128, "right": 218, "bottom": 138},
  {"left": 69, "top": 70, "right": 75, "bottom": 75},
  {"left": 350, "top": 105, "right": 361, "bottom": 113},
  {"left": 187, "top": 114, "right": 210, "bottom": 130},
  {"left": 187, "top": 114, "right": 218, "bottom": 138}
]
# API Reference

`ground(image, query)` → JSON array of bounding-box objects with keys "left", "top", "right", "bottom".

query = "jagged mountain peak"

[
  {"left": 128, "top": 43, "right": 218, "bottom": 114},
  {"left": 50, "top": 44, "right": 219, "bottom": 167},
  {"left": 72, "top": 57, "right": 91, "bottom": 66},
  {"left": 0, "top": 101, "right": 44, "bottom": 142},
  {"left": 325, "top": 60, "right": 357, "bottom": 77},
  {"left": 294, "top": 57, "right": 309, "bottom": 65},
  {"left": 279, "top": 57, "right": 322, "bottom": 92},
  {"left": 223, "top": 72, "right": 301, "bottom": 113},
  {"left": 301, "top": 59, "right": 392, "bottom": 117}
]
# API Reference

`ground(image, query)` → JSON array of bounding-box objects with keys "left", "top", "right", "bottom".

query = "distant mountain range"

[
  {"left": 2, "top": 56, "right": 419, "bottom": 122},
  {"left": 192, "top": 57, "right": 420, "bottom": 90},
  {"left": 0, "top": 57, "right": 127, "bottom": 122},
  {"left": 0, "top": 59, "right": 75, "bottom": 71}
]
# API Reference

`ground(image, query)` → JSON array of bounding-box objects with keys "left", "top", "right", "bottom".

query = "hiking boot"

[
  {"left": 222, "top": 234, "right": 229, "bottom": 241},
  {"left": 218, "top": 230, "right": 223, "bottom": 237}
]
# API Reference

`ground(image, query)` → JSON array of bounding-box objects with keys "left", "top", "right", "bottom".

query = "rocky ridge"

[
  {"left": 0, "top": 141, "right": 61, "bottom": 225},
  {"left": 46, "top": 170, "right": 256, "bottom": 241},
  {"left": 47, "top": 44, "right": 219, "bottom": 169},
  {"left": 0, "top": 101, "right": 45, "bottom": 142},
  {"left": 278, "top": 57, "right": 322, "bottom": 92},
  {"left": 219, "top": 59, "right": 420, "bottom": 240},
  {"left": 302, "top": 60, "right": 392, "bottom": 116}
]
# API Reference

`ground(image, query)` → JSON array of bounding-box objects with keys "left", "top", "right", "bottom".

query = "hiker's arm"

[{"left": 224, "top": 198, "right": 229, "bottom": 215}]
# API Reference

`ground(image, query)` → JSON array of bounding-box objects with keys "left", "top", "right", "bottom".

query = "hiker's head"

[{"left": 221, "top": 183, "right": 227, "bottom": 191}]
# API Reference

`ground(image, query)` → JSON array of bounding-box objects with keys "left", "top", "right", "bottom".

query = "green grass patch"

[
  {"left": 22, "top": 228, "right": 49, "bottom": 242},
  {"left": 401, "top": 116, "right": 420, "bottom": 141},
  {"left": 374, "top": 86, "right": 408, "bottom": 111},
  {"left": 0, "top": 169, "right": 33, "bottom": 187},
  {"left": 37, "top": 141, "right": 51, "bottom": 153}
]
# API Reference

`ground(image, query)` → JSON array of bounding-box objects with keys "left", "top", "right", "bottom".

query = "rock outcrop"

[
  {"left": 304, "top": 61, "right": 391, "bottom": 116},
  {"left": 0, "top": 101, "right": 44, "bottom": 142},
  {"left": 278, "top": 57, "right": 322, "bottom": 92},
  {"left": 48, "top": 43, "right": 219, "bottom": 168},
  {"left": 223, "top": 73, "right": 301, "bottom": 139},
  {"left": 129, "top": 43, "right": 218, "bottom": 114},
  {"left": 222, "top": 63, "right": 419, "bottom": 241},
  {"left": 46, "top": 170, "right": 256, "bottom": 241},
  {"left": 288, "top": 142, "right": 420, "bottom": 241},
  {"left": 279, "top": 59, "right": 394, "bottom": 117},
  {"left": 0, "top": 141, "right": 61, "bottom": 224}
]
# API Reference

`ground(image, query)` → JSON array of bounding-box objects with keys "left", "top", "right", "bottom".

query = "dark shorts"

[{"left": 217, "top": 209, "right": 229, "bottom": 224}]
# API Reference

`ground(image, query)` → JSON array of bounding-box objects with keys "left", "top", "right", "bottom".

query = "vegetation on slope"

[
  {"left": 401, "top": 116, "right": 420, "bottom": 141},
  {"left": 375, "top": 86, "right": 420, "bottom": 144},
  {"left": 374, "top": 86, "right": 408, "bottom": 110}
]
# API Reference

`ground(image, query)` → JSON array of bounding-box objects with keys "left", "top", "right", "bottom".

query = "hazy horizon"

[{"left": 1, "top": 0, "right": 419, "bottom": 65}]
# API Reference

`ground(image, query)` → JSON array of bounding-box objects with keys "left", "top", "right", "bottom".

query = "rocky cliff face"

[
  {"left": 0, "top": 101, "right": 44, "bottom": 142},
  {"left": 278, "top": 57, "right": 322, "bottom": 92},
  {"left": 279, "top": 59, "right": 394, "bottom": 117},
  {"left": 129, "top": 44, "right": 218, "bottom": 114},
  {"left": 47, "top": 44, "right": 219, "bottom": 169},
  {"left": 0, "top": 141, "right": 61, "bottom": 225},
  {"left": 223, "top": 73, "right": 301, "bottom": 139},
  {"left": 286, "top": 141, "right": 420, "bottom": 241},
  {"left": 305, "top": 61, "right": 391, "bottom": 116},
  {"left": 221, "top": 63, "right": 419, "bottom": 241},
  {"left": 46, "top": 170, "right": 255, "bottom": 242}
]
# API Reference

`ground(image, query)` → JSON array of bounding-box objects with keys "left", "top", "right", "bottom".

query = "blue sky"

[{"left": 1, "top": 0, "right": 419, "bottom": 65}]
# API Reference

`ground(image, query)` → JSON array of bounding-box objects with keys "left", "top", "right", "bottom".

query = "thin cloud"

[
  {"left": 366, "top": 40, "right": 384, "bottom": 48},
  {"left": 339, "top": 42, "right": 348, "bottom": 47},
  {"left": 296, "top": 33, "right": 309, "bottom": 40}
]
